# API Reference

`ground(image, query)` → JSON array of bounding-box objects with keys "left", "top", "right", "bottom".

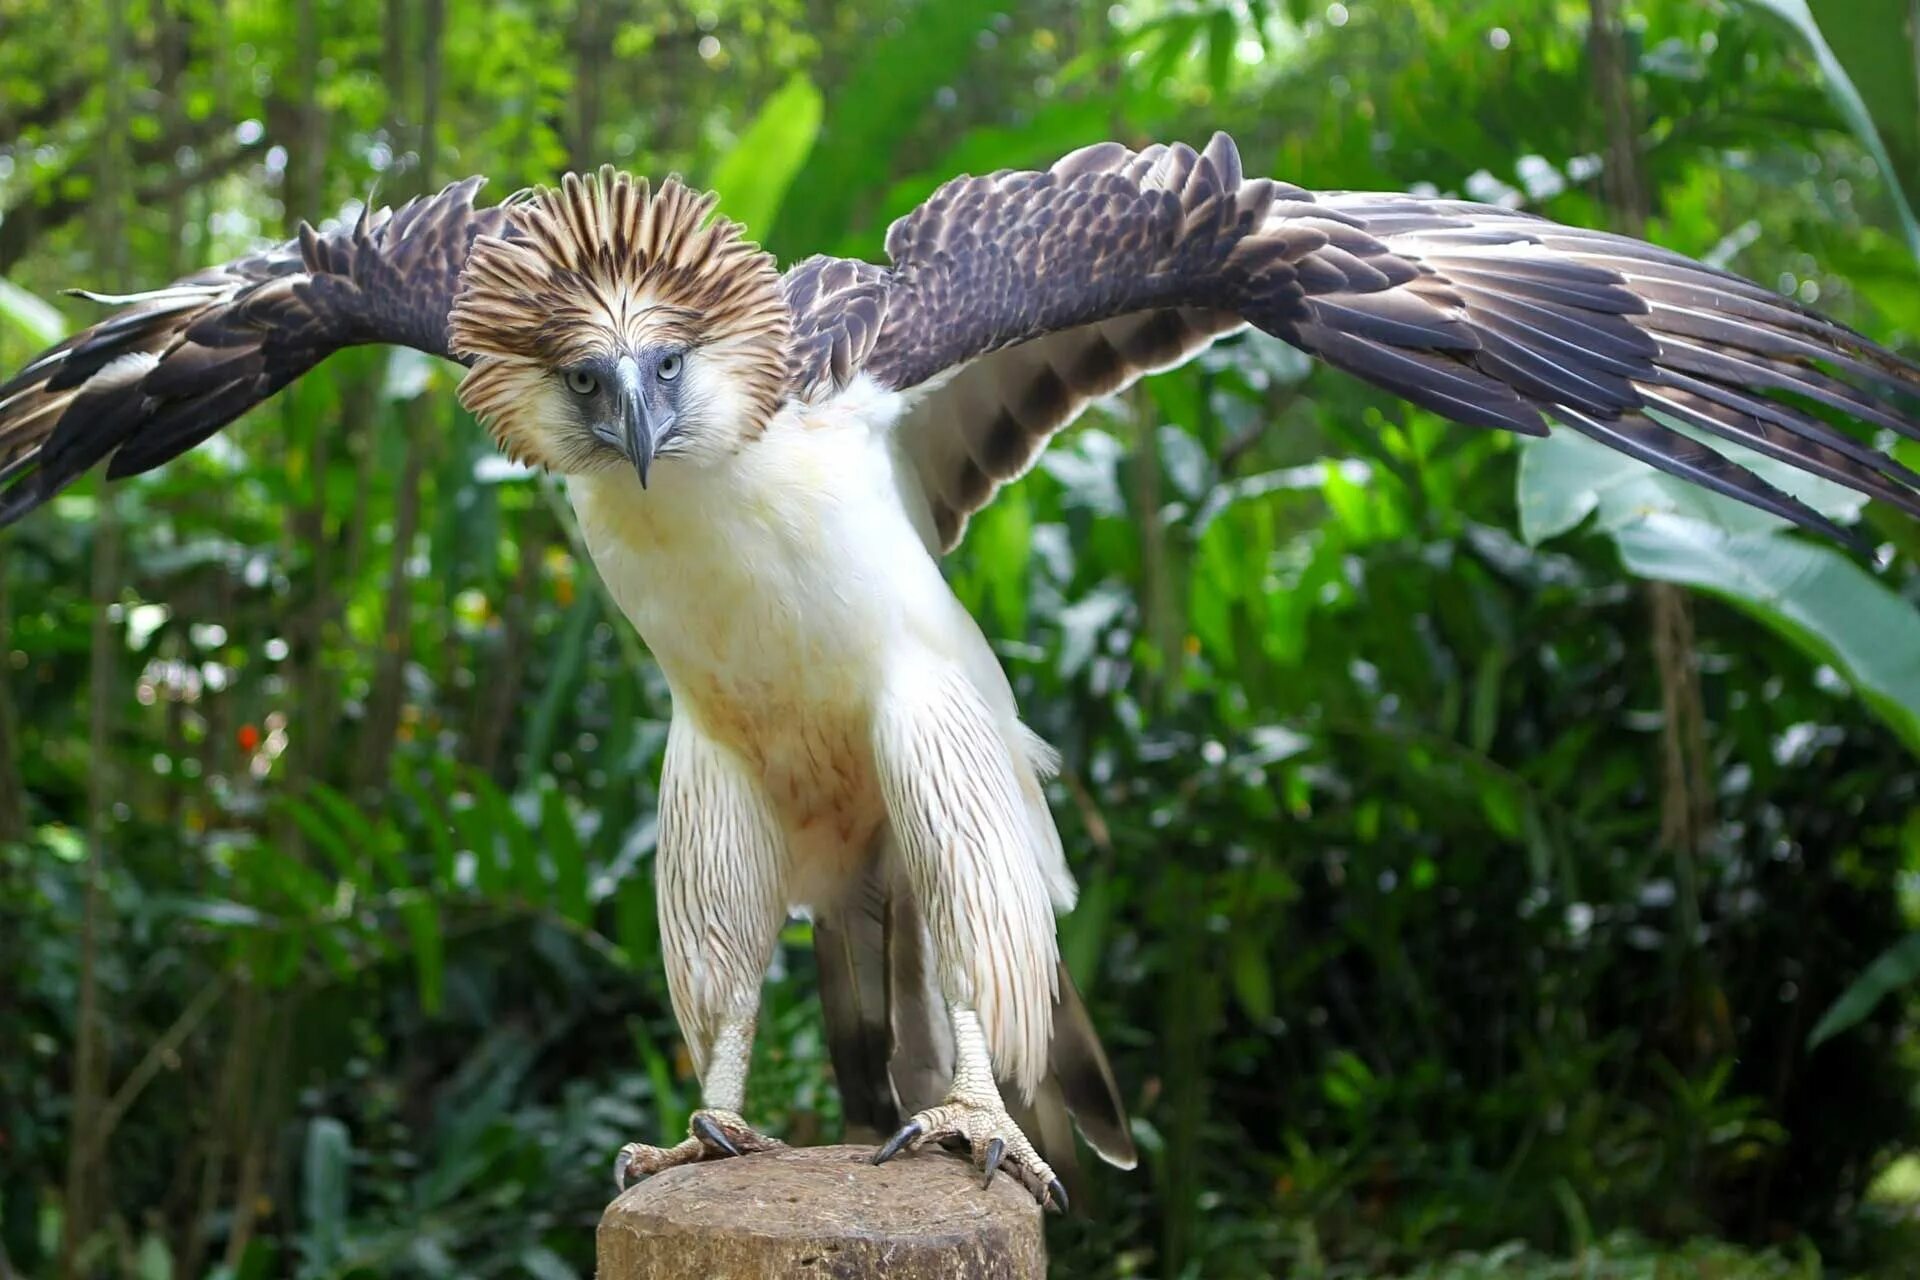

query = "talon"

[
  {"left": 981, "top": 1137, "right": 1007, "bottom": 1188},
  {"left": 693, "top": 1112, "right": 742, "bottom": 1157},
  {"left": 872, "top": 1120, "right": 925, "bottom": 1165},
  {"left": 612, "top": 1110, "right": 779, "bottom": 1187},
  {"left": 1045, "top": 1177, "right": 1069, "bottom": 1214}
]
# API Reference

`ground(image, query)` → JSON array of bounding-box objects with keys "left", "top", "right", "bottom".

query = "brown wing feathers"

[
  {"left": 853, "top": 133, "right": 1920, "bottom": 552},
  {"left": 0, "top": 177, "right": 508, "bottom": 525}
]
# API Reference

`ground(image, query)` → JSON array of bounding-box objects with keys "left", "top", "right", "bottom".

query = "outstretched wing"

[
  {"left": 0, "top": 176, "right": 510, "bottom": 524},
  {"left": 786, "top": 133, "right": 1920, "bottom": 552}
]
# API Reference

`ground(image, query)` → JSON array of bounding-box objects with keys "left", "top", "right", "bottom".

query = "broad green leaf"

[
  {"left": 516, "top": 1246, "right": 579, "bottom": 1280},
  {"left": 1612, "top": 513, "right": 1920, "bottom": 756},
  {"left": 542, "top": 786, "right": 590, "bottom": 923},
  {"left": 309, "top": 783, "right": 408, "bottom": 888},
  {"left": 1230, "top": 930, "right": 1274, "bottom": 1021},
  {"left": 1517, "top": 426, "right": 1862, "bottom": 546},
  {"left": 282, "top": 796, "right": 362, "bottom": 887},
  {"left": 400, "top": 898, "right": 446, "bottom": 1014},
  {"left": 615, "top": 867, "right": 659, "bottom": 970},
  {"left": 0, "top": 278, "right": 65, "bottom": 346},
  {"left": 394, "top": 768, "right": 459, "bottom": 889},
  {"left": 1809, "top": 931, "right": 1920, "bottom": 1047},
  {"left": 523, "top": 593, "right": 598, "bottom": 770},
  {"left": 708, "top": 75, "right": 824, "bottom": 236},
  {"left": 300, "top": 1117, "right": 351, "bottom": 1275},
  {"left": 868, "top": 96, "right": 1117, "bottom": 231},
  {"left": 767, "top": 0, "right": 997, "bottom": 258},
  {"left": 1746, "top": 0, "right": 1920, "bottom": 254},
  {"left": 1521, "top": 430, "right": 1920, "bottom": 755}
]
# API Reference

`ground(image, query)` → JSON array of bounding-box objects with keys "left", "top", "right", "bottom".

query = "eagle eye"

[
  {"left": 658, "top": 353, "right": 683, "bottom": 382},
  {"left": 564, "top": 369, "right": 598, "bottom": 395}
]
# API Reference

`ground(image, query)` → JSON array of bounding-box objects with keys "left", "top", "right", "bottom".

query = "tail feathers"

[
  {"left": 1003, "top": 965, "right": 1136, "bottom": 1208},
  {"left": 814, "top": 857, "right": 1136, "bottom": 1186},
  {"left": 883, "top": 885, "right": 954, "bottom": 1118},
  {"left": 813, "top": 870, "right": 901, "bottom": 1142},
  {"left": 1048, "top": 961, "right": 1137, "bottom": 1170}
]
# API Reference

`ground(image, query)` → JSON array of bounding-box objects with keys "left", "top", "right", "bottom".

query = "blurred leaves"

[
  {"left": 1809, "top": 930, "right": 1920, "bottom": 1048},
  {"left": 6, "top": 3, "right": 1920, "bottom": 1279},
  {"left": 0, "top": 278, "right": 64, "bottom": 346},
  {"left": 1748, "top": 0, "right": 1920, "bottom": 252},
  {"left": 1520, "top": 429, "right": 1920, "bottom": 754},
  {"left": 708, "top": 75, "right": 824, "bottom": 235},
  {"left": 767, "top": 0, "right": 996, "bottom": 258}
]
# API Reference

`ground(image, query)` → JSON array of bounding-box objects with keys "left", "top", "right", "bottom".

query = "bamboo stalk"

[
  {"left": 0, "top": 569, "right": 23, "bottom": 841},
  {"left": 58, "top": 4, "right": 131, "bottom": 1271}
]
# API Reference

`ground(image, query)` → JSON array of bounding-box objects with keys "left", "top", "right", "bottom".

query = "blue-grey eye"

[
  {"left": 658, "top": 353, "right": 683, "bottom": 382},
  {"left": 564, "top": 369, "right": 598, "bottom": 395}
]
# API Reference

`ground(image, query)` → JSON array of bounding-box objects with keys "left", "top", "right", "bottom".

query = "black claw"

[
  {"left": 613, "top": 1150, "right": 634, "bottom": 1190},
  {"left": 871, "top": 1120, "right": 925, "bottom": 1166},
  {"left": 1045, "top": 1177, "right": 1069, "bottom": 1215},
  {"left": 692, "top": 1113, "right": 741, "bottom": 1158},
  {"left": 981, "top": 1137, "right": 1007, "bottom": 1189}
]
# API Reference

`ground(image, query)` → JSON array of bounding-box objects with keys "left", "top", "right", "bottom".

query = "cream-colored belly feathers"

[{"left": 566, "top": 382, "right": 1033, "bottom": 908}]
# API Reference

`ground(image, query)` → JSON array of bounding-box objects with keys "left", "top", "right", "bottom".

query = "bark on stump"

[{"left": 596, "top": 1143, "right": 1046, "bottom": 1279}]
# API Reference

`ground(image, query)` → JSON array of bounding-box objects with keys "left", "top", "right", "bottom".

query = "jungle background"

[{"left": 4, "top": 0, "right": 1920, "bottom": 1276}]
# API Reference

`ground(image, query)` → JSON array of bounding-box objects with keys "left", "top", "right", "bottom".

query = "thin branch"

[
  {"left": 0, "top": 135, "right": 268, "bottom": 274},
  {"left": 78, "top": 976, "right": 231, "bottom": 1168}
]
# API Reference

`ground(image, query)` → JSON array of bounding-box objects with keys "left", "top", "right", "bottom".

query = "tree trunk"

[
  {"left": 356, "top": 0, "right": 444, "bottom": 793},
  {"left": 0, "top": 570, "right": 23, "bottom": 842},
  {"left": 1588, "top": 0, "right": 1713, "bottom": 862},
  {"left": 598, "top": 1146, "right": 1045, "bottom": 1280},
  {"left": 59, "top": 3, "right": 131, "bottom": 1272}
]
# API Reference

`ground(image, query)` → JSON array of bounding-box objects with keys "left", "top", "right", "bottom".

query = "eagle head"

[{"left": 448, "top": 166, "right": 790, "bottom": 481}]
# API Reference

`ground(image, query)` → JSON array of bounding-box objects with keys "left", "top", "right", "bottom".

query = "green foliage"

[
  {"left": 1808, "top": 931, "right": 1920, "bottom": 1049},
  {"left": 1747, "top": 0, "right": 1920, "bottom": 252},
  {"left": 705, "top": 75, "right": 823, "bottom": 234},
  {"left": 1396, "top": 1232, "right": 1817, "bottom": 1279},
  {"left": 1520, "top": 430, "right": 1920, "bottom": 754},
  {"left": 6, "top": 3, "right": 1920, "bottom": 1280},
  {"left": 0, "top": 279, "right": 64, "bottom": 347}
]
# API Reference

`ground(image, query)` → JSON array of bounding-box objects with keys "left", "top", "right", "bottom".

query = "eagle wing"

[
  {"left": 0, "top": 176, "right": 509, "bottom": 524},
  {"left": 792, "top": 132, "right": 1920, "bottom": 552}
]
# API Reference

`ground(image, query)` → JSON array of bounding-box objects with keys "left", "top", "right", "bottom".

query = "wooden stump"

[{"left": 596, "top": 1144, "right": 1046, "bottom": 1279}]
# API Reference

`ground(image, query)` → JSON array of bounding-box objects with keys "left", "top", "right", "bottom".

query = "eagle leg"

[
  {"left": 615, "top": 720, "right": 790, "bottom": 1191},
  {"left": 613, "top": 1107, "right": 784, "bottom": 1188},
  {"left": 612, "top": 1013, "right": 784, "bottom": 1189},
  {"left": 870, "top": 1006, "right": 1067, "bottom": 1212}
]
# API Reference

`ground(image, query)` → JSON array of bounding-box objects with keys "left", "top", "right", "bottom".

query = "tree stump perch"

[{"left": 596, "top": 1144, "right": 1047, "bottom": 1279}]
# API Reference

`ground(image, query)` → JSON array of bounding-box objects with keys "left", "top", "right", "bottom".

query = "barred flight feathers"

[
  {"left": 0, "top": 177, "right": 509, "bottom": 525},
  {"left": 804, "top": 132, "right": 1920, "bottom": 552}
]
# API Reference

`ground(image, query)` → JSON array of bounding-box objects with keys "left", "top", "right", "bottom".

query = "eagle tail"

[
  {"left": 814, "top": 862, "right": 921, "bottom": 1141},
  {"left": 1046, "top": 959, "right": 1137, "bottom": 1171},
  {"left": 815, "top": 854, "right": 1135, "bottom": 1199}
]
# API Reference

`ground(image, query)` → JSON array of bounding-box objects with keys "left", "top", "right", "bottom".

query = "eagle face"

[
  {"left": 448, "top": 167, "right": 792, "bottom": 480},
  {"left": 558, "top": 347, "right": 684, "bottom": 485}
]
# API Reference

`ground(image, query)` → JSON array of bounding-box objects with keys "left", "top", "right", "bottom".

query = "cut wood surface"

[{"left": 596, "top": 1144, "right": 1046, "bottom": 1279}]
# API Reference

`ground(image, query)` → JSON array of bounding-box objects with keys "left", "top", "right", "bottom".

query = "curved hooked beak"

[{"left": 613, "top": 355, "right": 670, "bottom": 487}]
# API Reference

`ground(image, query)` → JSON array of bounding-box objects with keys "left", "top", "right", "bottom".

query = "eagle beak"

[{"left": 614, "top": 355, "right": 662, "bottom": 488}]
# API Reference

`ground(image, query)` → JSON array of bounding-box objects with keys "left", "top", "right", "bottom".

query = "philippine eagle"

[{"left": 4, "top": 134, "right": 1918, "bottom": 1208}]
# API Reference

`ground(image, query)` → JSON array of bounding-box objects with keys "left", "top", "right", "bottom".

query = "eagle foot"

[
  {"left": 612, "top": 1109, "right": 783, "bottom": 1189},
  {"left": 870, "top": 1100, "right": 1067, "bottom": 1212}
]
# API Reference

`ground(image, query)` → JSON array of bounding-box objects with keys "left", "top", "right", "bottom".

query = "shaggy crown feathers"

[{"left": 449, "top": 167, "right": 791, "bottom": 450}]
